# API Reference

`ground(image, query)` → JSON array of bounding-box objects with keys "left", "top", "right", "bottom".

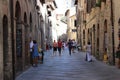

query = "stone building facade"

[
  {"left": 0, "top": 0, "right": 40, "bottom": 80},
  {"left": 113, "top": 0, "right": 120, "bottom": 52},
  {"left": 76, "top": 0, "right": 116, "bottom": 64},
  {"left": 68, "top": 15, "right": 77, "bottom": 41},
  {"left": 0, "top": 0, "right": 12, "bottom": 80},
  {"left": 0, "top": 0, "right": 56, "bottom": 80},
  {"left": 66, "top": 7, "right": 77, "bottom": 41}
]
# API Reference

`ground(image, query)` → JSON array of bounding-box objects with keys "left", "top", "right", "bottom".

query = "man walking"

[
  {"left": 58, "top": 39, "right": 62, "bottom": 56},
  {"left": 53, "top": 40, "right": 57, "bottom": 56},
  {"left": 67, "top": 39, "right": 73, "bottom": 56}
]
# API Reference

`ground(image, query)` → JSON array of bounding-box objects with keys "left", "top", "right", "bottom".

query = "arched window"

[
  {"left": 30, "top": 13, "right": 32, "bottom": 32},
  {"left": 86, "top": 0, "right": 91, "bottom": 13},
  {"left": 104, "top": 20, "right": 107, "bottom": 51},
  {"left": 102, "top": 0, "right": 106, "bottom": 4},
  {"left": 83, "top": 30, "right": 85, "bottom": 39},
  {"left": 86, "top": 0, "right": 96, "bottom": 13},
  {"left": 3, "top": 15, "right": 9, "bottom": 80}
]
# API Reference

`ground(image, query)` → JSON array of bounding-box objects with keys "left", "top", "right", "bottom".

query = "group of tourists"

[
  {"left": 29, "top": 37, "right": 120, "bottom": 68},
  {"left": 52, "top": 39, "right": 77, "bottom": 56},
  {"left": 67, "top": 39, "right": 78, "bottom": 55},
  {"left": 29, "top": 37, "right": 93, "bottom": 67},
  {"left": 55, "top": 39, "right": 93, "bottom": 62}
]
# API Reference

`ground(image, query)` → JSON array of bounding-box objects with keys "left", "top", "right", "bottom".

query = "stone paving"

[{"left": 16, "top": 48, "right": 120, "bottom": 80}]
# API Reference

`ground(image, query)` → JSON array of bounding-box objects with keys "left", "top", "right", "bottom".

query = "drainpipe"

[
  {"left": 110, "top": 0, "right": 115, "bottom": 65},
  {"left": 10, "top": 0, "right": 15, "bottom": 79}
]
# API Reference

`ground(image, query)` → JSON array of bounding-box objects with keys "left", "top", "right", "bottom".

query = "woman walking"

[
  {"left": 86, "top": 42, "right": 92, "bottom": 62},
  {"left": 32, "top": 40, "right": 39, "bottom": 67}
]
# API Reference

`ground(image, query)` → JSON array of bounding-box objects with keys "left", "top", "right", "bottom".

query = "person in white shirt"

[
  {"left": 30, "top": 38, "right": 34, "bottom": 65},
  {"left": 86, "top": 42, "right": 92, "bottom": 62}
]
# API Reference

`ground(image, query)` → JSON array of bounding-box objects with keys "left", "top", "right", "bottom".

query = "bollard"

[
  {"left": 41, "top": 51, "right": 44, "bottom": 63},
  {"left": 103, "top": 54, "right": 108, "bottom": 64},
  {"left": 39, "top": 50, "right": 44, "bottom": 64}
]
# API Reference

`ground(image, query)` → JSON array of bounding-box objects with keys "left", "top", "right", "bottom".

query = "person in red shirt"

[{"left": 58, "top": 39, "right": 62, "bottom": 56}]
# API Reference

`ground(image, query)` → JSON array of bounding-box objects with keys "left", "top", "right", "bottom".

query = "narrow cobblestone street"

[{"left": 16, "top": 48, "right": 120, "bottom": 80}]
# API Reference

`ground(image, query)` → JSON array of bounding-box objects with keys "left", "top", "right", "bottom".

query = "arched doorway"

[
  {"left": 97, "top": 24, "right": 100, "bottom": 59},
  {"left": 24, "top": 12, "right": 29, "bottom": 66},
  {"left": 15, "top": 1, "right": 23, "bottom": 72},
  {"left": 102, "top": 0, "right": 106, "bottom": 3},
  {"left": 104, "top": 20, "right": 107, "bottom": 52},
  {"left": 83, "top": 29, "right": 85, "bottom": 46},
  {"left": 29, "top": 13, "right": 32, "bottom": 33},
  {"left": 87, "top": 29, "right": 90, "bottom": 42},
  {"left": 3, "top": 15, "right": 9, "bottom": 80},
  {"left": 118, "top": 18, "right": 120, "bottom": 43},
  {"left": 93, "top": 25, "right": 96, "bottom": 56}
]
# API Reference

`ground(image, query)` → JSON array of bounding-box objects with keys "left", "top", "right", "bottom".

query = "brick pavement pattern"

[{"left": 16, "top": 48, "right": 120, "bottom": 80}]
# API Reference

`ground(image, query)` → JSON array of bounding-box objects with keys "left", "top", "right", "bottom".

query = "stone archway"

[
  {"left": 15, "top": 1, "right": 23, "bottom": 72},
  {"left": 3, "top": 15, "right": 9, "bottom": 80}
]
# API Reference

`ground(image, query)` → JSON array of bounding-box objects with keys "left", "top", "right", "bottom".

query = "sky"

[
  {"left": 55, "top": 0, "right": 71, "bottom": 14},
  {"left": 52, "top": 0, "right": 75, "bottom": 41}
]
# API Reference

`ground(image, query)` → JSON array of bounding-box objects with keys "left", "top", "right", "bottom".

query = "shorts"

[{"left": 53, "top": 47, "right": 57, "bottom": 51}]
